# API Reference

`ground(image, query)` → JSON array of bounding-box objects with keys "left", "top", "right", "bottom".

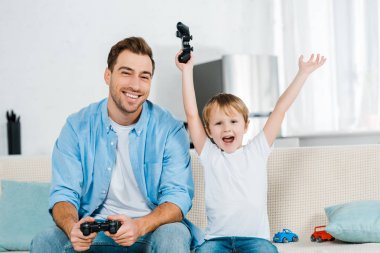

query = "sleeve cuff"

[
  {"left": 158, "top": 193, "right": 192, "bottom": 217},
  {"left": 49, "top": 194, "right": 80, "bottom": 214}
]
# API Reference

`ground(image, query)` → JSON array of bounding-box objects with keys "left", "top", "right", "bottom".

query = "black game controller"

[
  {"left": 176, "top": 22, "right": 193, "bottom": 63},
  {"left": 80, "top": 220, "right": 121, "bottom": 236}
]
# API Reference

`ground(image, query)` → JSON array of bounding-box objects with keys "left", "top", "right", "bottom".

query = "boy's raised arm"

[
  {"left": 263, "top": 54, "right": 326, "bottom": 146},
  {"left": 175, "top": 51, "right": 207, "bottom": 155}
]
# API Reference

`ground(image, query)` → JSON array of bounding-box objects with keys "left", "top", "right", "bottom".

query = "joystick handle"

[
  {"left": 80, "top": 222, "right": 91, "bottom": 236},
  {"left": 178, "top": 51, "right": 191, "bottom": 63},
  {"left": 108, "top": 220, "right": 121, "bottom": 234}
]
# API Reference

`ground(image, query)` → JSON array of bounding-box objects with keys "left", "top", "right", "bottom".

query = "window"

[{"left": 275, "top": 0, "right": 380, "bottom": 136}]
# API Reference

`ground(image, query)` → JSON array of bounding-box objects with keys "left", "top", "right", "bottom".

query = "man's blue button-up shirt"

[{"left": 49, "top": 98, "right": 203, "bottom": 247}]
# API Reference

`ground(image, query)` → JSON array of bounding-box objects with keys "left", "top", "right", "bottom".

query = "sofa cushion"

[
  {"left": 0, "top": 180, "right": 54, "bottom": 252},
  {"left": 325, "top": 200, "right": 380, "bottom": 243}
]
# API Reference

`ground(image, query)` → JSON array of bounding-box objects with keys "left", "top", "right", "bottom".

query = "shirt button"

[
  {"left": 107, "top": 167, "right": 111, "bottom": 171},
  {"left": 110, "top": 141, "right": 114, "bottom": 146},
  {"left": 102, "top": 190, "right": 106, "bottom": 194}
]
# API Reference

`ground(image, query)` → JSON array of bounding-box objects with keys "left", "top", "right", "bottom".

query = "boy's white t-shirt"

[{"left": 199, "top": 131, "right": 273, "bottom": 240}]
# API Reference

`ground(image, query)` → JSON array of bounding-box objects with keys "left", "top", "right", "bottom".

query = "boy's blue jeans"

[
  {"left": 30, "top": 222, "right": 191, "bottom": 253},
  {"left": 195, "top": 237, "right": 278, "bottom": 253}
]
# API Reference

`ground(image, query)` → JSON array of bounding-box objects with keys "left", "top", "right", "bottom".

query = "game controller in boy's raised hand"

[{"left": 176, "top": 22, "right": 193, "bottom": 63}]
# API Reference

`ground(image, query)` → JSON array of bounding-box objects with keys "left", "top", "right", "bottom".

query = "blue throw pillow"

[
  {"left": 325, "top": 200, "right": 380, "bottom": 243},
  {"left": 0, "top": 180, "right": 54, "bottom": 251}
]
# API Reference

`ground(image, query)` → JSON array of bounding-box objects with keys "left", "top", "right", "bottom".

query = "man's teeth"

[{"left": 126, "top": 93, "right": 138, "bottom": 99}]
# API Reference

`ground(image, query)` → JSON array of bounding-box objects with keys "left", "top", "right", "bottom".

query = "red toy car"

[{"left": 310, "top": 226, "right": 335, "bottom": 242}]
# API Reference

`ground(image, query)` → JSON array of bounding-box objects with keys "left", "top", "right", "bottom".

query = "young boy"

[{"left": 176, "top": 52, "right": 326, "bottom": 253}]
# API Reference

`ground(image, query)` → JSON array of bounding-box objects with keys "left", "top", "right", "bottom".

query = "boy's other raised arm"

[
  {"left": 175, "top": 51, "right": 207, "bottom": 155},
  {"left": 263, "top": 54, "right": 326, "bottom": 146}
]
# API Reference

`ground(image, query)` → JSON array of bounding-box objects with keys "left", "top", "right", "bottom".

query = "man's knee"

[
  {"left": 30, "top": 226, "right": 70, "bottom": 253},
  {"left": 150, "top": 222, "right": 191, "bottom": 252}
]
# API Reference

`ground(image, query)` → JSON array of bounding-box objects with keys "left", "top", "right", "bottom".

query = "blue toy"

[{"left": 273, "top": 229, "right": 299, "bottom": 243}]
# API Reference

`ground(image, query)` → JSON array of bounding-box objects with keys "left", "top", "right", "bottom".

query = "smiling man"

[{"left": 31, "top": 37, "right": 201, "bottom": 253}]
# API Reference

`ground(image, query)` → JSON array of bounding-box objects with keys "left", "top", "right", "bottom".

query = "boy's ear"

[
  {"left": 104, "top": 68, "right": 111, "bottom": 86},
  {"left": 204, "top": 125, "right": 211, "bottom": 137}
]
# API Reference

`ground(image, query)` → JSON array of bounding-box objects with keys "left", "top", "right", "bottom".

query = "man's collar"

[
  {"left": 102, "top": 99, "right": 149, "bottom": 136},
  {"left": 132, "top": 102, "right": 149, "bottom": 136}
]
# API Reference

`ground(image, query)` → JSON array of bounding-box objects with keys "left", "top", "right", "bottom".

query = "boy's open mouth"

[{"left": 222, "top": 136, "right": 235, "bottom": 143}]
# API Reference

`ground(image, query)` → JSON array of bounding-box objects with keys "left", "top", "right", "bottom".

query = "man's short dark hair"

[{"left": 107, "top": 37, "right": 155, "bottom": 75}]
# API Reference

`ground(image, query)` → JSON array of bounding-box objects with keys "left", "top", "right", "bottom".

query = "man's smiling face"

[{"left": 105, "top": 49, "right": 153, "bottom": 125}]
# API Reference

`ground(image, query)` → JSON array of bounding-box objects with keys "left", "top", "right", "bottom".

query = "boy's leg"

[
  {"left": 235, "top": 237, "right": 278, "bottom": 253},
  {"left": 147, "top": 222, "right": 191, "bottom": 253},
  {"left": 195, "top": 237, "right": 231, "bottom": 253}
]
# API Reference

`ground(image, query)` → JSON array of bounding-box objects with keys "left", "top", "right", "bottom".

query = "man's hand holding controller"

[
  {"left": 70, "top": 216, "right": 97, "bottom": 252},
  {"left": 77, "top": 215, "right": 143, "bottom": 247},
  {"left": 104, "top": 214, "right": 143, "bottom": 247}
]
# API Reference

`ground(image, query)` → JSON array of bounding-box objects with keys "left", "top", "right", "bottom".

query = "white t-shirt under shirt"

[
  {"left": 94, "top": 120, "right": 151, "bottom": 220},
  {"left": 199, "top": 131, "right": 273, "bottom": 240}
]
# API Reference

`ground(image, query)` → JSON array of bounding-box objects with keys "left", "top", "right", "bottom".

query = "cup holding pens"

[{"left": 7, "top": 119, "right": 21, "bottom": 155}]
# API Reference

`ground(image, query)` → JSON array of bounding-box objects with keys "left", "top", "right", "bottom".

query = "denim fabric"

[
  {"left": 195, "top": 237, "right": 278, "bottom": 253},
  {"left": 30, "top": 222, "right": 191, "bottom": 253}
]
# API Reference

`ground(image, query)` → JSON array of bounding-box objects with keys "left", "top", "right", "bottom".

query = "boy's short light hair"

[{"left": 202, "top": 93, "right": 249, "bottom": 132}]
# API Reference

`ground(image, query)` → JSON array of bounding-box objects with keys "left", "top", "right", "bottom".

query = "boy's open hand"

[{"left": 299, "top": 54, "right": 326, "bottom": 75}]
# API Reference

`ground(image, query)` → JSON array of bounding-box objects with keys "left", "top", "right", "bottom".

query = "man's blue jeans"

[
  {"left": 195, "top": 237, "right": 278, "bottom": 253},
  {"left": 30, "top": 222, "right": 191, "bottom": 253}
]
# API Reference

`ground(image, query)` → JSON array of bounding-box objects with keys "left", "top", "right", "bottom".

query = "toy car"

[
  {"left": 273, "top": 229, "right": 299, "bottom": 243},
  {"left": 310, "top": 225, "right": 335, "bottom": 242}
]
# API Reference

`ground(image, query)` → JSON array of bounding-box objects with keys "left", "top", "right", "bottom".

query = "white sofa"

[
  {"left": 187, "top": 144, "right": 380, "bottom": 253},
  {"left": 1, "top": 145, "right": 380, "bottom": 252}
]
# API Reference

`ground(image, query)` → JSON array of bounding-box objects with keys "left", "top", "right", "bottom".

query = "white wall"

[{"left": 0, "top": 0, "right": 277, "bottom": 155}]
